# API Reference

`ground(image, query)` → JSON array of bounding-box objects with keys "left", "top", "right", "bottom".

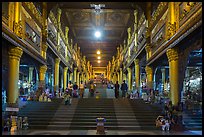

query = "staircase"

[
  {"left": 182, "top": 109, "right": 202, "bottom": 130},
  {"left": 17, "top": 98, "right": 63, "bottom": 129},
  {"left": 69, "top": 98, "right": 118, "bottom": 130},
  {"left": 128, "top": 99, "right": 162, "bottom": 130}
]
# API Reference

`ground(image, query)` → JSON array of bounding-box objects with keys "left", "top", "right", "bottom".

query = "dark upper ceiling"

[{"left": 47, "top": 2, "right": 159, "bottom": 67}]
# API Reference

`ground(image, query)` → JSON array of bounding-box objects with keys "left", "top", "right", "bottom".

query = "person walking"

[
  {"left": 114, "top": 81, "right": 120, "bottom": 98},
  {"left": 121, "top": 80, "right": 128, "bottom": 99},
  {"left": 67, "top": 81, "right": 73, "bottom": 105},
  {"left": 79, "top": 81, "right": 85, "bottom": 98},
  {"left": 73, "top": 82, "right": 79, "bottom": 98},
  {"left": 89, "top": 81, "right": 95, "bottom": 97}
]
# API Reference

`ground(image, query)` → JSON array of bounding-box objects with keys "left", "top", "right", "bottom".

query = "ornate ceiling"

[{"left": 47, "top": 2, "right": 158, "bottom": 67}]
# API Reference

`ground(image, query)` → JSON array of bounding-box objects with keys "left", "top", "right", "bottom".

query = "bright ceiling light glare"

[
  {"left": 97, "top": 56, "right": 101, "bottom": 59},
  {"left": 95, "top": 31, "right": 101, "bottom": 38},
  {"left": 98, "top": 60, "right": 101, "bottom": 63},
  {"left": 97, "top": 50, "right": 101, "bottom": 54}
]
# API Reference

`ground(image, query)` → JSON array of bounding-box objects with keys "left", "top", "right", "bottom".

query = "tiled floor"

[{"left": 2, "top": 129, "right": 202, "bottom": 135}]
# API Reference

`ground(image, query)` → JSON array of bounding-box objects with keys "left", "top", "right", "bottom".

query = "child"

[{"left": 162, "top": 117, "right": 170, "bottom": 131}]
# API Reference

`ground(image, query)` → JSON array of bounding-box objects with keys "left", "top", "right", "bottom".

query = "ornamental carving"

[
  {"left": 145, "top": 44, "right": 151, "bottom": 52},
  {"left": 55, "top": 58, "right": 61, "bottom": 64},
  {"left": 166, "top": 22, "right": 176, "bottom": 40},
  {"left": 145, "top": 66, "right": 153, "bottom": 75},
  {"left": 179, "top": 2, "right": 197, "bottom": 21},
  {"left": 138, "top": 13, "right": 145, "bottom": 29},
  {"left": 8, "top": 47, "right": 23, "bottom": 61},
  {"left": 166, "top": 48, "right": 179, "bottom": 62},
  {"left": 39, "top": 65, "right": 47, "bottom": 74},
  {"left": 41, "top": 43, "right": 48, "bottom": 51},
  {"left": 23, "top": 2, "right": 43, "bottom": 25},
  {"left": 150, "top": 2, "right": 168, "bottom": 28},
  {"left": 14, "top": 21, "right": 23, "bottom": 38},
  {"left": 42, "top": 25, "right": 48, "bottom": 38},
  {"left": 134, "top": 59, "right": 139, "bottom": 65}
]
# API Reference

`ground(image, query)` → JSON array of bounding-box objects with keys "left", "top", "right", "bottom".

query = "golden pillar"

[
  {"left": 134, "top": 9, "right": 138, "bottom": 49},
  {"left": 13, "top": 2, "right": 22, "bottom": 38},
  {"left": 8, "top": 2, "right": 15, "bottom": 31},
  {"left": 127, "top": 67, "right": 132, "bottom": 91},
  {"left": 145, "top": 66, "right": 153, "bottom": 89},
  {"left": 63, "top": 67, "right": 68, "bottom": 90},
  {"left": 69, "top": 72, "right": 73, "bottom": 82},
  {"left": 74, "top": 67, "right": 77, "bottom": 83},
  {"left": 145, "top": 2, "right": 152, "bottom": 60},
  {"left": 28, "top": 67, "right": 34, "bottom": 84},
  {"left": 113, "top": 73, "right": 117, "bottom": 83},
  {"left": 65, "top": 26, "right": 69, "bottom": 45},
  {"left": 39, "top": 65, "right": 47, "bottom": 88},
  {"left": 8, "top": 46, "right": 23, "bottom": 104},
  {"left": 127, "top": 27, "right": 131, "bottom": 45},
  {"left": 41, "top": 2, "right": 48, "bottom": 59},
  {"left": 167, "top": 2, "right": 176, "bottom": 40},
  {"left": 77, "top": 72, "right": 80, "bottom": 86},
  {"left": 117, "top": 72, "right": 120, "bottom": 82},
  {"left": 134, "top": 59, "right": 140, "bottom": 90},
  {"left": 120, "top": 68, "right": 123, "bottom": 84},
  {"left": 41, "top": 44, "right": 48, "bottom": 59},
  {"left": 161, "top": 68, "right": 166, "bottom": 91},
  {"left": 57, "top": 8, "right": 62, "bottom": 50},
  {"left": 123, "top": 73, "right": 127, "bottom": 81},
  {"left": 54, "top": 58, "right": 60, "bottom": 92},
  {"left": 166, "top": 48, "right": 179, "bottom": 106}
]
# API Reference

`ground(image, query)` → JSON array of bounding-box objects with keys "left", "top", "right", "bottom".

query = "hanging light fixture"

[{"left": 97, "top": 50, "right": 101, "bottom": 54}]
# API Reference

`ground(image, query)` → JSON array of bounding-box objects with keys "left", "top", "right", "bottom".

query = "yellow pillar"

[
  {"left": 54, "top": 58, "right": 60, "bottom": 92},
  {"left": 123, "top": 73, "right": 127, "bottom": 81},
  {"left": 161, "top": 68, "right": 166, "bottom": 91},
  {"left": 134, "top": 59, "right": 140, "bottom": 90},
  {"left": 127, "top": 67, "right": 132, "bottom": 91},
  {"left": 145, "top": 66, "right": 153, "bottom": 89},
  {"left": 39, "top": 65, "right": 47, "bottom": 88},
  {"left": 77, "top": 72, "right": 80, "bottom": 86},
  {"left": 63, "top": 67, "right": 68, "bottom": 90},
  {"left": 41, "top": 2, "right": 48, "bottom": 59},
  {"left": 167, "top": 2, "right": 176, "bottom": 40},
  {"left": 74, "top": 67, "right": 77, "bottom": 83},
  {"left": 8, "top": 2, "right": 15, "bottom": 31},
  {"left": 120, "top": 68, "right": 123, "bottom": 84},
  {"left": 57, "top": 8, "right": 62, "bottom": 50},
  {"left": 8, "top": 46, "right": 23, "bottom": 104},
  {"left": 134, "top": 9, "right": 138, "bottom": 49},
  {"left": 69, "top": 72, "right": 73, "bottom": 82},
  {"left": 13, "top": 2, "right": 22, "bottom": 38},
  {"left": 166, "top": 48, "right": 179, "bottom": 106},
  {"left": 145, "top": 2, "right": 152, "bottom": 60},
  {"left": 127, "top": 27, "right": 131, "bottom": 45},
  {"left": 117, "top": 72, "right": 120, "bottom": 82}
]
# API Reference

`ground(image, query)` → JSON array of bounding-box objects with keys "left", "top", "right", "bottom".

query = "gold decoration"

[
  {"left": 166, "top": 48, "right": 179, "bottom": 62},
  {"left": 145, "top": 66, "right": 153, "bottom": 75},
  {"left": 167, "top": 22, "right": 176, "bottom": 39},
  {"left": 39, "top": 65, "right": 47, "bottom": 74},
  {"left": 150, "top": 2, "right": 168, "bottom": 28},
  {"left": 55, "top": 58, "right": 61, "bottom": 64},
  {"left": 23, "top": 2, "right": 43, "bottom": 26},
  {"left": 41, "top": 43, "right": 48, "bottom": 51},
  {"left": 13, "top": 21, "right": 23, "bottom": 38},
  {"left": 134, "top": 59, "right": 139, "bottom": 65},
  {"left": 145, "top": 44, "right": 151, "bottom": 52},
  {"left": 8, "top": 47, "right": 23, "bottom": 61},
  {"left": 42, "top": 25, "right": 48, "bottom": 38},
  {"left": 138, "top": 13, "right": 145, "bottom": 29},
  {"left": 179, "top": 2, "right": 198, "bottom": 21}
]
